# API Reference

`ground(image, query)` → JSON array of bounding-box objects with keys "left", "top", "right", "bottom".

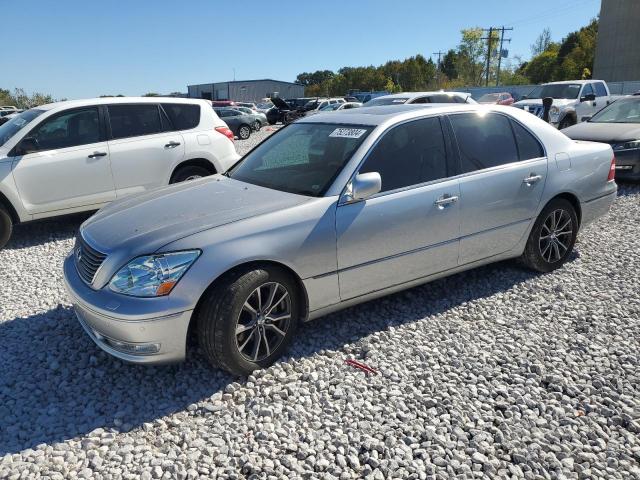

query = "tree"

[
  {"left": 531, "top": 28, "right": 552, "bottom": 56},
  {"left": 457, "top": 28, "right": 487, "bottom": 86},
  {"left": 143, "top": 92, "right": 160, "bottom": 97},
  {"left": 439, "top": 49, "right": 459, "bottom": 80},
  {"left": 0, "top": 87, "right": 55, "bottom": 109},
  {"left": 525, "top": 47, "right": 559, "bottom": 83}
]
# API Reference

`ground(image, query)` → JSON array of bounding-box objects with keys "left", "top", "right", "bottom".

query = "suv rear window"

[
  {"left": 108, "top": 104, "right": 162, "bottom": 139},
  {"left": 162, "top": 103, "right": 200, "bottom": 130}
]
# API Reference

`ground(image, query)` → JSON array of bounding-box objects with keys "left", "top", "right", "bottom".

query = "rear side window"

[
  {"left": 594, "top": 82, "right": 608, "bottom": 97},
  {"left": 359, "top": 117, "right": 448, "bottom": 192},
  {"left": 29, "top": 107, "right": 100, "bottom": 151},
  {"left": 162, "top": 103, "right": 200, "bottom": 130},
  {"left": 449, "top": 113, "right": 518, "bottom": 173},
  {"left": 108, "top": 104, "right": 162, "bottom": 139},
  {"left": 510, "top": 120, "right": 544, "bottom": 160},
  {"left": 430, "top": 94, "right": 460, "bottom": 103}
]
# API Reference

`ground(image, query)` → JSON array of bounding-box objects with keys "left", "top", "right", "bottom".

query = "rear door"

[
  {"left": 11, "top": 106, "right": 115, "bottom": 214},
  {"left": 448, "top": 112, "right": 547, "bottom": 264},
  {"left": 336, "top": 116, "right": 461, "bottom": 299},
  {"left": 106, "top": 103, "right": 185, "bottom": 196}
]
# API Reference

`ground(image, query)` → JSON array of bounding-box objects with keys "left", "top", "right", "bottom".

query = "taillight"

[
  {"left": 215, "top": 126, "right": 234, "bottom": 142},
  {"left": 607, "top": 154, "right": 616, "bottom": 181}
]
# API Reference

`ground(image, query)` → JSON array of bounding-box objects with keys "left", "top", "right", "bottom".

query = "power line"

[
  {"left": 496, "top": 27, "right": 513, "bottom": 86},
  {"left": 481, "top": 27, "right": 495, "bottom": 87}
]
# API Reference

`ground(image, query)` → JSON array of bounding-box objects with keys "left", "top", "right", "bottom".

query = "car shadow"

[
  {"left": 0, "top": 250, "right": 576, "bottom": 456},
  {"left": 5, "top": 213, "right": 93, "bottom": 250}
]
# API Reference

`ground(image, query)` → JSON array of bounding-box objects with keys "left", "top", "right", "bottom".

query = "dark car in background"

[
  {"left": 265, "top": 97, "right": 306, "bottom": 125},
  {"left": 563, "top": 95, "right": 640, "bottom": 181},
  {"left": 285, "top": 98, "right": 316, "bottom": 111},
  {"left": 214, "top": 107, "right": 255, "bottom": 140}
]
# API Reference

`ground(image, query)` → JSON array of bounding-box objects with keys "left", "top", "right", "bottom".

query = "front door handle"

[
  {"left": 434, "top": 194, "right": 459, "bottom": 209},
  {"left": 523, "top": 174, "right": 542, "bottom": 186},
  {"left": 87, "top": 152, "right": 107, "bottom": 158},
  {"left": 165, "top": 141, "right": 181, "bottom": 148}
]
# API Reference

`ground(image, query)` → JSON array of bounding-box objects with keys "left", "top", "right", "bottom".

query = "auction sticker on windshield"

[{"left": 329, "top": 128, "right": 367, "bottom": 139}]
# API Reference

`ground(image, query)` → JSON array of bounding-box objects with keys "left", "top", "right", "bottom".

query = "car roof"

[
  {"left": 372, "top": 91, "right": 470, "bottom": 100},
  {"left": 34, "top": 96, "right": 211, "bottom": 112},
  {"left": 542, "top": 80, "right": 604, "bottom": 85}
]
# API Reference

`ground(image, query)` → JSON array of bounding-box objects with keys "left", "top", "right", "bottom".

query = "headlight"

[
  {"left": 109, "top": 250, "right": 200, "bottom": 297},
  {"left": 549, "top": 106, "right": 560, "bottom": 117},
  {"left": 611, "top": 140, "right": 640, "bottom": 151}
]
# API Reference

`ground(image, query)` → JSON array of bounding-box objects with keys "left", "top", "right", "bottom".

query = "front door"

[
  {"left": 575, "top": 83, "right": 596, "bottom": 122},
  {"left": 448, "top": 112, "right": 547, "bottom": 265},
  {"left": 336, "top": 116, "right": 460, "bottom": 300},
  {"left": 11, "top": 106, "right": 115, "bottom": 214},
  {"left": 106, "top": 103, "right": 185, "bottom": 197}
]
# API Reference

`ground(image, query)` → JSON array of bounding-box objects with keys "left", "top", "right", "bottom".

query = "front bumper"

[{"left": 63, "top": 254, "right": 192, "bottom": 364}]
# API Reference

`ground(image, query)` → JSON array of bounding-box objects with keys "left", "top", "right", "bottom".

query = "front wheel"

[
  {"left": 238, "top": 124, "right": 251, "bottom": 140},
  {"left": 521, "top": 198, "right": 578, "bottom": 273},
  {"left": 0, "top": 204, "right": 13, "bottom": 250},
  {"left": 558, "top": 116, "right": 575, "bottom": 130},
  {"left": 197, "top": 267, "right": 300, "bottom": 376},
  {"left": 170, "top": 165, "right": 211, "bottom": 184}
]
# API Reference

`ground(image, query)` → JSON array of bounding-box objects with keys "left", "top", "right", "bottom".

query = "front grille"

[{"left": 74, "top": 235, "right": 107, "bottom": 285}]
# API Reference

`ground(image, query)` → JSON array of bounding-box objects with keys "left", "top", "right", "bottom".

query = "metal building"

[
  {"left": 187, "top": 79, "right": 305, "bottom": 103},
  {"left": 593, "top": 0, "right": 640, "bottom": 82}
]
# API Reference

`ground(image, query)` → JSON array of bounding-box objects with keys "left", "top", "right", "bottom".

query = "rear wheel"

[
  {"left": 253, "top": 120, "right": 261, "bottom": 131},
  {"left": 521, "top": 198, "right": 578, "bottom": 273},
  {"left": 0, "top": 204, "right": 12, "bottom": 250},
  {"left": 170, "top": 165, "right": 211, "bottom": 184},
  {"left": 197, "top": 266, "right": 300, "bottom": 376},
  {"left": 238, "top": 124, "right": 251, "bottom": 140}
]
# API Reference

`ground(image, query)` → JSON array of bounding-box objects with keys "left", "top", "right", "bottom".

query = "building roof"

[{"left": 188, "top": 78, "right": 303, "bottom": 87}]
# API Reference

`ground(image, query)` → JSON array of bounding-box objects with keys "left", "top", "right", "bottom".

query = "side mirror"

[
  {"left": 17, "top": 136, "right": 39, "bottom": 155},
  {"left": 348, "top": 172, "right": 381, "bottom": 202},
  {"left": 581, "top": 93, "right": 596, "bottom": 102},
  {"left": 581, "top": 115, "right": 593, "bottom": 122},
  {"left": 521, "top": 95, "right": 528, "bottom": 100}
]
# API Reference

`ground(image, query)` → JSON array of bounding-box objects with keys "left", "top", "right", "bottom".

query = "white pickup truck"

[{"left": 513, "top": 80, "right": 615, "bottom": 130}]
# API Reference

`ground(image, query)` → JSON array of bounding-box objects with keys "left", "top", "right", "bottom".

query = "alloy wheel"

[
  {"left": 539, "top": 209, "right": 573, "bottom": 263},
  {"left": 239, "top": 126, "right": 250, "bottom": 139},
  {"left": 235, "top": 282, "right": 291, "bottom": 362}
]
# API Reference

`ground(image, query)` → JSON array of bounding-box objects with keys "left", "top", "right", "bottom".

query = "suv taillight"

[
  {"left": 215, "top": 126, "right": 234, "bottom": 142},
  {"left": 608, "top": 155, "right": 616, "bottom": 182}
]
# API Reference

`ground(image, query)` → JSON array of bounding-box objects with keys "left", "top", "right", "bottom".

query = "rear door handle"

[
  {"left": 434, "top": 194, "right": 459, "bottom": 208},
  {"left": 165, "top": 141, "right": 181, "bottom": 148},
  {"left": 523, "top": 174, "right": 542, "bottom": 186},
  {"left": 87, "top": 152, "right": 107, "bottom": 158}
]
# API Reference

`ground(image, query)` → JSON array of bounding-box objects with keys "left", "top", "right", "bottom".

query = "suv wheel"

[
  {"left": 197, "top": 266, "right": 299, "bottom": 376},
  {"left": 0, "top": 204, "right": 13, "bottom": 250},
  {"left": 559, "top": 116, "right": 575, "bottom": 129},
  {"left": 170, "top": 165, "right": 212, "bottom": 184},
  {"left": 521, "top": 198, "right": 578, "bottom": 273},
  {"left": 238, "top": 125, "right": 251, "bottom": 140}
]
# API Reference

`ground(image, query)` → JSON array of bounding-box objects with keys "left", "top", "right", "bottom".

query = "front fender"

[{"left": 0, "top": 159, "right": 30, "bottom": 223}]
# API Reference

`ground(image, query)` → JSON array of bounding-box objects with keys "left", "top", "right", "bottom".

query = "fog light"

[{"left": 103, "top": 337, "right": 160, "bottom": 355}]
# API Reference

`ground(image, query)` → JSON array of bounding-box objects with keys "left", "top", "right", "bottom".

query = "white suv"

[{"left": 0, "top": 97, "right": 239, "bottom": 248}]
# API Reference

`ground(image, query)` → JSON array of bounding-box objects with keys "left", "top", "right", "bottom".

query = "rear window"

[
  {"left": 162, "top": 103, "right": 200, "bottom": 130},
  {"left": 108, "top": 104, "right": 162, "bottom": 139}
]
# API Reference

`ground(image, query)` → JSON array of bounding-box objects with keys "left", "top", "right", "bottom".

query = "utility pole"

[
  {"left": 433, "top": 51, "right": 445, "bottom": 88},
  {"left": 482, "top": 27, "right": 494, "bottom": 87},
  {"left": 495, "top": 26, "right": 513, "bottom": 86}
]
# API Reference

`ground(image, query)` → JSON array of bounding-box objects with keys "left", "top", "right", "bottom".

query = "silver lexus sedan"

[{"left": 64, "top": 105, "right": 617, "bottom": 375}]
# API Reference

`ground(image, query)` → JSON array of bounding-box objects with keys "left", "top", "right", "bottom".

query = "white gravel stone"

[{"left": 0, "top": 127, "right": 638, "bottom": 480}]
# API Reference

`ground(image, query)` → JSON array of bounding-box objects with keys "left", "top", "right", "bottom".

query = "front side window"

[
  {"left": 359, "top": 117, "right": 448, "bottom": 192},
  {"left": 161, "top": 103, "right": 200, "bottom": 130},
  {"left": 230, "top": 123, "right": 373, "bottom": 196},
  {"left": 0, "top": 109, "right": 45, "bottom": 147},
  {"left": 449, "top": 113, "right": 518, "bottom": 173},
  {"left": 28, "top": 108, "right": 100, "bottom": 151},
  {"left": 581, "top": 83, "right": 594, "bottom": 98},
  {"left": 108, "top": 104, "right": 162, "bottom": 140}
]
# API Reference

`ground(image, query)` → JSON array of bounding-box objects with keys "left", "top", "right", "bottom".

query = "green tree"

[
  {"left": 531, "top": 28, "right": 552, "bottom": 56},
  {"left": 525, "top": 47, "right": 559, "bottom": 83}
]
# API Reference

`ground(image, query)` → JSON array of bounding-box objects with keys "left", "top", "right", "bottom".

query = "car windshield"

[
  {"left": 0, "top": 109, "right": 45, "bottom": 147},
  {"left": 525, "top": 84, "right": 581, "bottom": 100},
  {"left": 229, "top": 122, "right": 373, "bottom": 196},
  {"left": 364, "top": 97, "right": 409, "bottom": 106},
  {"left": 589, "top": 98, "right": 640, "bottom": 124},
  {"left": 320, "top": 104, "right": 340, "bottom": 111},
  {"left": 478, "top": 93, "right": 500, "bottom": 103}
]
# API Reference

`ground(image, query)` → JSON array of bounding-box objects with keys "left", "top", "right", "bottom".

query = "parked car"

[
  {"left": 265, "top": 97, "right": 306, "bottom": 125},
  {"left": 563, "top": 95, "right": 640, "bottom": 181},
  {"left": 255, "top": 101, "right": 274, "bottom": 114},
  {"left": 513, "top": 80, "right": 614, "bottom": 129},
  {"left": 0, "top": 111, "right": 21, "bottom": 126},
  {"left": 303, "top": 98, "right": 346, "bottom": 112},
  {"left": 231, "top": 106, "right": 268, "bottom": 131},
  {"left": 285, "top": 98, "right": 316, "bottom": 111},
  {"left": 0, "top": 106, "right": 18, "bottom": 111},
  {"left": 363, "top": 91, "right": 476, "bottom": 107},
  {"left": 235, "top": 102, "right": 258, "bottom": 111},
  {"left": 352, "top": 91, "right": 389, "bottom": 103},
  {"left": 211, "top": 100, "right": 237, "bottom": 108},
  {"left": 306, "top": 102, "right": 362, "bottom": 116},
  {"left": 0, "top": 97, "right": 238, "bottom": 249},
  {"left": 477, "top": 92, "right": 515, "bottom": 106},
  {"left": 63, "top": 104, "right": 616, "bottom": 375},
  {"left": 214, "top": 107, "right": 255, "bottom": 139}
]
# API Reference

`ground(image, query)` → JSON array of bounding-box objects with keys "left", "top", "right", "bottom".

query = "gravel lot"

[{"left": 0, "top": 126, "right": 638, "bottom": 479}]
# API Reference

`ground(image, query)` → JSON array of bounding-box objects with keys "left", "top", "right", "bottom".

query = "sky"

[{"left": 3, "top": 0, "right": 602, "bottom": 100}]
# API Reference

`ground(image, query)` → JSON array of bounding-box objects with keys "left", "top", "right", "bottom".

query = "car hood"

[
  {"left": 270, "top": 97, "right": 292, "bottom": 110},
  {"left": 514, "top": 98, "right": 574, "bottom": 107},
  {"left": 81, "top": 175, "right": 310, "bottom": 254},
  {"left": 562, "top": 122, "right": 640, "bottom": 142}
]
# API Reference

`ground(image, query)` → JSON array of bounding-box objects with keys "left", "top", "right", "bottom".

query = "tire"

[
  {"left": 253, "top": 120, "right": 261, "bottom": 132},
  {"left": 521, "top": 198, "right": 578, "bottom": 273},
  {"left": 558, "top": 116, "right": 575, "bottom": 130},
  {"left": 197, "top": 266, "right": 300, "bottom": 376},
  {"left": 0, "top": 204, "right": 12, "bottom": 250},
  {"left": 238, "top": 124, "right": 251, "bottom": 140},
  {"left": 170, "top": 165, "right": 211, "bottom": 184}
]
